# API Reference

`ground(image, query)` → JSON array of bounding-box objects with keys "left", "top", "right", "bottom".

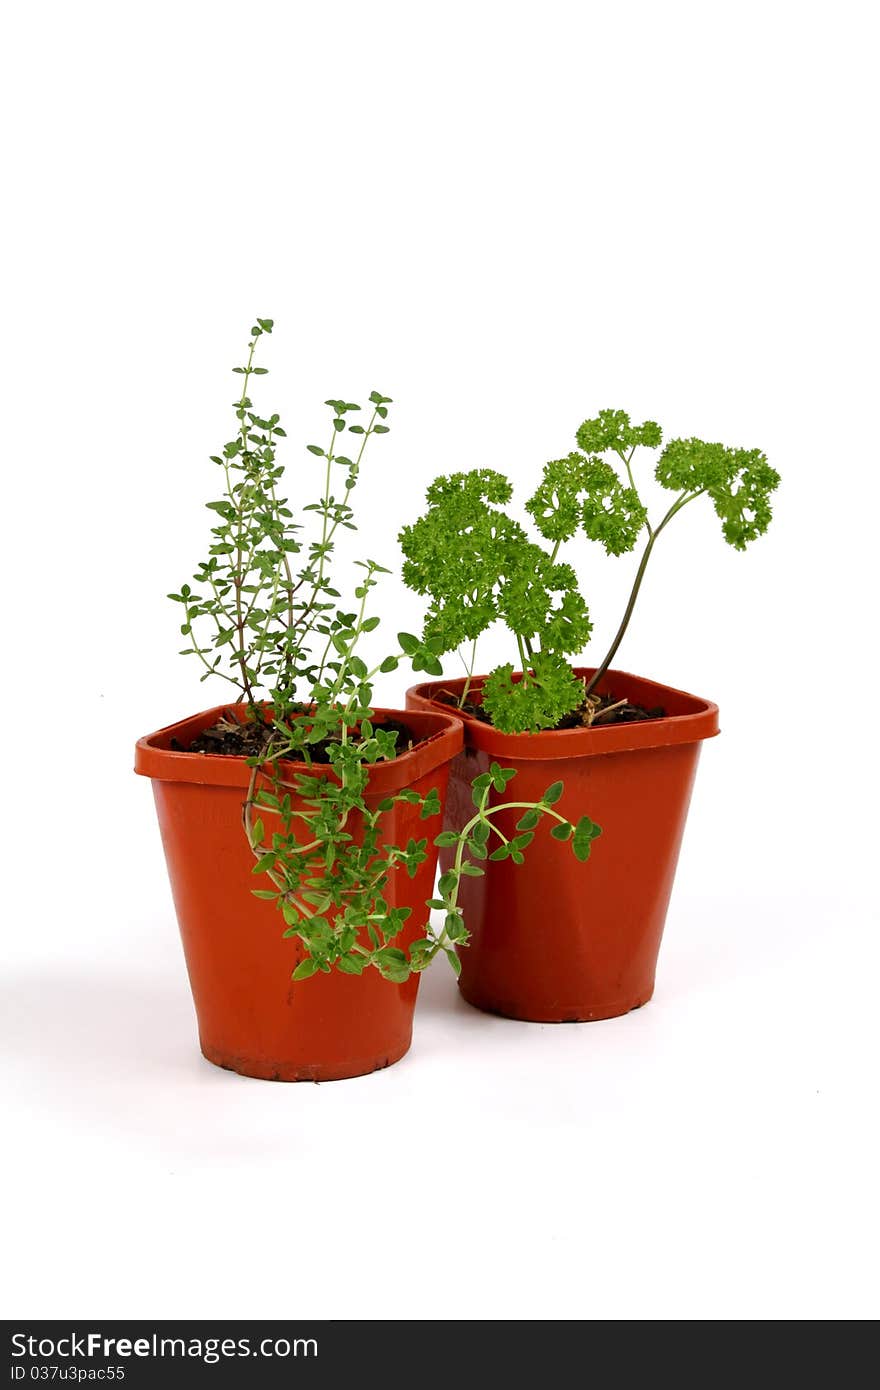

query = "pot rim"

[
  {"left": 406, "top": 667, "right": 719, "bottom": 761},
  {"left": 134, "top": 703, "right": 464, "bottom": 790}
]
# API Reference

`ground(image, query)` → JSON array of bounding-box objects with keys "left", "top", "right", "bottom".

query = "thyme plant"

[
  {"left": 400, "top": 409, "right": 780, "bottom": 733},
  {"left": 169, "top": 322, "right": 599, "bottom": 983}
]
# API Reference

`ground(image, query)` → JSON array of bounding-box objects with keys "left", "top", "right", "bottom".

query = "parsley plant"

[
  {"left": 399, "top": 471, "right": 592, "bottom": 733},
  {"left": 401, "top": 408, "right": 780, "bottom": 731}
]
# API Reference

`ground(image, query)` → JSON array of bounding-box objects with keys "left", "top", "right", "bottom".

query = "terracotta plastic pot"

[
  {"left": 135, "top": 704, "right": 463, "bottom": 1081},
  {"left": 406, "top": 669, "right": 719, "bottom": 1023}
]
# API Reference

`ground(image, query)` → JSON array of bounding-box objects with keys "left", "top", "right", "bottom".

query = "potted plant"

[
  {"left": 402, "top": 409, "right": 780, "bottom": 1022},
  {"left": 136, "top": 321, "right": 592, "bottom": 1080}
]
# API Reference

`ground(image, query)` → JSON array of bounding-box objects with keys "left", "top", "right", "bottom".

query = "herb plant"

[
  {"left": 169, "top": 321, "right": 599, "bottom": 983},
  {"left": 399, "top": 471, "right": 592, "bottom": 733},
  {"left": 400, "top": 408, "right": 780, "bottom": 733}
]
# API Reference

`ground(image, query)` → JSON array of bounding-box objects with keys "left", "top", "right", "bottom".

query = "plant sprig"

[
  {"left": 533, "top": 409, "right": 781, "bottom": 694},
  {"left": 428, "top": 762, "right": 601, "bottom": 974}
]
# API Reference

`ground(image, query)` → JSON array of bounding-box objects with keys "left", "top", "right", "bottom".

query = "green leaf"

[
  {"left": 337, "top": 954, "right": 366, "bottom": 976},
  {"left": 550, "top": 821, "right": 573, "bottom": 841},
  {"left": 408, "top": 938, "right": 436, "bottom": 970},
  {"left": 252, "top": 852, "right": 277, "bottom": 875},
  {"left": 482, "top": 654, "right": 584, "bottom": 734},
  {"left": 516, "top": 808, "right": 540, "bottom": 831},
  {"left": 444, "top": 911, "right": 468, "bottom": 944},
  {"left": 572, "top": 815, "right": 602, "bottom": 862},
  {"left": 444, "top": 947, "right": 462, "bottom": 977},
  {"left": 471, "top": 773, "right": 492, "bottom": 807},
  {"left": 398, "top": 631, "right": 419, "bottom": 655},
  {"left": 494, "top": 767, "right": 517, "bottom": 790},
  {"left": 376, "top": 946, "right": 410, "bottom": 982},
  {"left": 434, "top": 830, "right": 460, "bottom": 847},
  {"left": 292, "top": 958, "right": 319, "bottom": 981},
  {"left": 543, "top": 781, "right": 564, "bottom": 805},
  {"left": 377, "top": 946, "right": 408, "bottom": 966}
]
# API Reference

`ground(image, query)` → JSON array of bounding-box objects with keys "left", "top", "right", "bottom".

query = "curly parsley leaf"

[
  {"left": 527, "top": 408, "right": 658, "bottom": 557},
  {"left": 575, "top": 409, "right": 662, "bottom": 454},
  {"left": 400, "top": 467, "right": 592, "bottom": 732},
  {"left": 399, "top": 469, "right": 526, "bottom": 652},
  {"left": 655, "top": 438, "right": 781, "bottom": 550},
  {"left": 481, "top": 652, "right": 584, "bottom": 734}
]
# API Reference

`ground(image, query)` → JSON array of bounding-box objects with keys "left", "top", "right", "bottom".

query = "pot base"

[
  {"left": 458, "top": 983, "right": 654, "bottom": 1024},
  {"left": 200, "top": 1034, "right": 413, "bottom": 1083}
]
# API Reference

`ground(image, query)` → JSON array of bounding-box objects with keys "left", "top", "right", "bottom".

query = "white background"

[{"left": 2, "top": 0, "right": 878, "bottom": 1322}]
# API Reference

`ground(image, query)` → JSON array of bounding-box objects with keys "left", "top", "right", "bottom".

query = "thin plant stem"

[
  {"left": 459, "top": 636, "right": 478, "bottom": 706},
  {"left": 230, "top": 337, "right": 259, "bottom": 706},
  {"left": 584, "top": 489, "right": 702, "bottom": 697}
]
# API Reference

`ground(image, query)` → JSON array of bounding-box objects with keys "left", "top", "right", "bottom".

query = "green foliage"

[
  {"left": 527, "top": 452, "right": 648, "bottom": 556},
  {"left": 575, "top": 408, "right": 662, "bottom": 454},
  {"left": 173, "top": 322, "right": 598, "bottom": 985},
  {"left": 482, "top": 653, "right": 584, "bottom": 734},
  {"left": 655, "top": 438, "right": 780, "bottom": 550},
  {"left": 572, "top": 815, "right": 602, "bottom": 862},
  {"left": 399, "top": 470, "right": 528, "bottom": 650},
  {"left": 399, "top": 470, "right": 591, "bottom": 733},
  {"left": 578, "top": 461, "right": 648, "bottom": 556},
  {"left": 429, "top": 769, "right": 596, "bottom": 942},
  {"left": 527, "top": 409, "right": 660, "bottom": 558}
]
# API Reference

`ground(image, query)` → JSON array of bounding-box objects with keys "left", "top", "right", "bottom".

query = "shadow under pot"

[
  {"left": 135, "top": 704, "right": 463, "bottom": 1081},
  {"left": 406, "top": 668, "right": 719, "bottom": 1023}
]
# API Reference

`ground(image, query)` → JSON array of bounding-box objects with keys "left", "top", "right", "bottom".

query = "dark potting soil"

[
  {"left": 435, "top": 689, "right": 666, "bottom": 731},
  {"left": 170, "top": 711, "right": 416, "bottom": 764}
]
